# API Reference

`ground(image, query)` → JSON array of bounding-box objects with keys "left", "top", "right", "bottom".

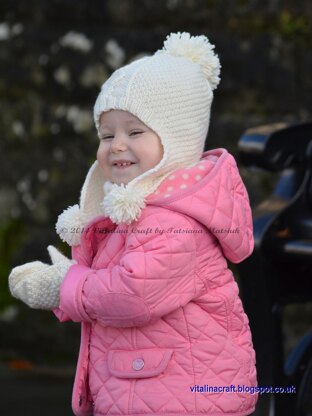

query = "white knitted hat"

[{"left": 56, "top": 32, "right": 221, "bottom": 245}]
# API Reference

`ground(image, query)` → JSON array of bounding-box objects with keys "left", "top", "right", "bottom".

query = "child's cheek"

[
  {"left": 97, "top": 144, "right": 107, "bottom": 165},
  {"left": 96, "top": 155, "right": 108, "bottom": 177}
]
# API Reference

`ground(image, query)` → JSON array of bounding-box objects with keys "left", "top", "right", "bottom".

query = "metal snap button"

[{"left": 132, "top": 358, "right": 145, "bottom": 371}]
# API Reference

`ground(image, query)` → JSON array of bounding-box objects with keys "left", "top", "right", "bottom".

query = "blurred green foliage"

[
  {"left": 0, "top": 219, "right": 26, "bottom": 309},
  {"left": 279, "top": 10, "right": 312, "bottom": 42}
]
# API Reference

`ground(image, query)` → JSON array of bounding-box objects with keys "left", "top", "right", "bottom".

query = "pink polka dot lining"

[{"left": 147, "top": 155, "right": 218, "bottom": 202}]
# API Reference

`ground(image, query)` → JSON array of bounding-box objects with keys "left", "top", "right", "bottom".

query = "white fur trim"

[
  {"left": 101, "top": 181, "right": 146, "bottom": 225},
  {"left": 55, "top": 204, "right": 86, "bottom": 246}
]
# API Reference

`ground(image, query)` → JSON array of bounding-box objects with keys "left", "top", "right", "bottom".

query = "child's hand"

[{"left": 8, "top": 246, "right": 76, "bottom": 310}]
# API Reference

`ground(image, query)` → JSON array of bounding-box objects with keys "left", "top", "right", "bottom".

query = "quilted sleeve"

[
  {"left": 53, "top": 243, "right": 89, "bottom": 322},
  {"left": 57, "top": 211, "right": 197, "bottom": 327}
]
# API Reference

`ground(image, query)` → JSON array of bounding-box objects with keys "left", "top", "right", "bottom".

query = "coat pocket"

[{"left": 107, "top": 348, "right": 173, "bottom": 379}]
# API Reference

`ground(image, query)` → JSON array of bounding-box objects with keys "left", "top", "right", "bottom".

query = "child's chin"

[
  {"left": 111, "top": 173, "right": 139, "bottom": 186},
  {"left": 112, "top": 178, "right": 131, "bottom": 186}
]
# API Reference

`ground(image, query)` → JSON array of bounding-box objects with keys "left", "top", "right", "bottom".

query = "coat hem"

[{"left": 93, "top": 407, "right": 255, "bottom": 416}]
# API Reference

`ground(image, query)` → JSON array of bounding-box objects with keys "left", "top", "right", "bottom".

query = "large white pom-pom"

[
  {"left": 101, "top": 182, "right": 146, "bottom": 225},
  {"left": 55, "top": 204, "right": 85, "bottom": 246},
  {"left": 162, "top": 32, "right": 221, "bottom": 90}
]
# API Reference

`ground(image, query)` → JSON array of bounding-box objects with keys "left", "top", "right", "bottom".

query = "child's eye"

[
  {"left": 101, "top": 135, "right": 114, "bottom": 140},
  {"left": 130, "top": 131, "right": 143, "bottom": 136}
]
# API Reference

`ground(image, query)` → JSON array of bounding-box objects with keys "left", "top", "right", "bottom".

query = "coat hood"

[
  {"left": 55, "top": 148, "right": 253, "bottom": 264},
  {"left": 146, "top": 148, "right": 254, "bottom": 263}
]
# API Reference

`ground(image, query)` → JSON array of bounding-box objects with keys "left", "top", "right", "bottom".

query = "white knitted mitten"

[{"left": 8, "top": 246, "right": 76, "bottom": 310}]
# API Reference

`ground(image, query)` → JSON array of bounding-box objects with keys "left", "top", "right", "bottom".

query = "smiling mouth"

[{"left": 113, "top": 162, "right": 136, "bottom": 168}]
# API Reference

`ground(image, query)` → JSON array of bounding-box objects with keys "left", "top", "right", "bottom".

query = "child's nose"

[{"left": 110, "top": 134, "right": 128, "bottom": 152}]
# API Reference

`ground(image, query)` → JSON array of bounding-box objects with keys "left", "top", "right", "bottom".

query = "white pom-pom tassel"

[
  {"left": 101, "top": 182, "right": 146, "bottom": 225},
  {"left": 55, "top": 204, "right": 85, "bottom": 246},
  {"left": 161, "top": 32, "right": 221, "bottom": 90}
]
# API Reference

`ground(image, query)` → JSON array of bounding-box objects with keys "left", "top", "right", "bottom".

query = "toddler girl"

[{"left": 9, "top": 32, "right": 258, "bottom": 416}]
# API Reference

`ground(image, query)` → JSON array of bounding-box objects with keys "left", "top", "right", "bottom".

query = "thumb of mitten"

[
  {"left": 47, "top": 245, "right": 77, "bottom": 277},
  {"left": 47, "top": 245, "right": 71, "bottom": 264}
]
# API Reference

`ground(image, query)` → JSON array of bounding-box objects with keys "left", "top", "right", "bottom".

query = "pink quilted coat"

[{"left": 54, "top": 148, "right": 258, "bottom": 416}]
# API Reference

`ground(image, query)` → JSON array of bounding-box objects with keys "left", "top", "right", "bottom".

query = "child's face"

[{"left": 97, "top": 110, "right": 164, "bottom": 185}]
